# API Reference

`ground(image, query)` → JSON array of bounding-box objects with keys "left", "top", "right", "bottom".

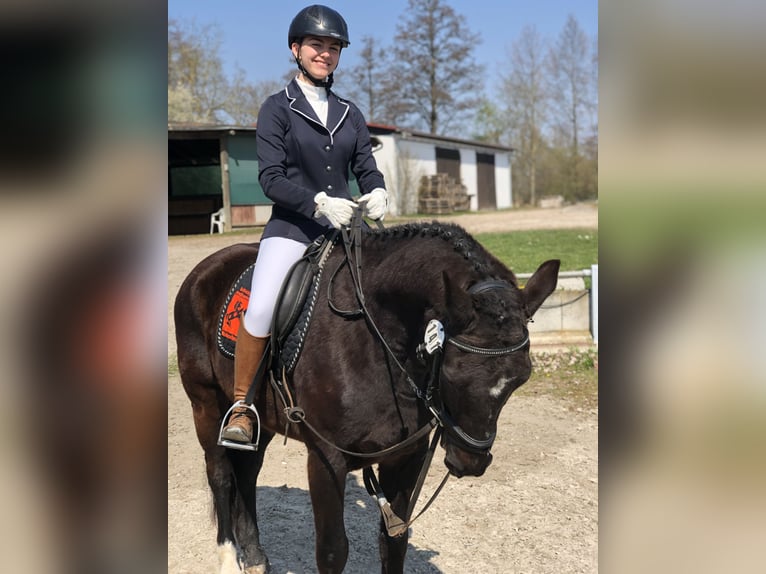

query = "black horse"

[{"left": 174, "top": 221, "right": 559, "bottom": 574}]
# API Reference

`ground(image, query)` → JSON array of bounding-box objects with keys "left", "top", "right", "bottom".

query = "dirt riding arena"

[{"left": 168, "top": 204, "right": 598, "bottom": 573}]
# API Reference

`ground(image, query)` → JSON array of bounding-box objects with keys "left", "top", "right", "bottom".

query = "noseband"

[{"left": 415, "top": 279, "right": 529, "bottom": 455}]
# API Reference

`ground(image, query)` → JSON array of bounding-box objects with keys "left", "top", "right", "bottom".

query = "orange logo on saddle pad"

[{"left": 221, "top": 287, "right": 249, "bottom": 342}]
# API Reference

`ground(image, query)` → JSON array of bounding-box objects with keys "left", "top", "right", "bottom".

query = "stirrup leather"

[{"left": 217, "top": 400, "right": 262, "bottom": 451}]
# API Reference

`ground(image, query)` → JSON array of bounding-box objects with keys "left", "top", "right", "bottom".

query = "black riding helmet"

[
  {"left": 288, "top": 5, "right": 350, "bottom": 48},
  {"left": 288, "top": 5, "right": 349, "bottom": 87}
]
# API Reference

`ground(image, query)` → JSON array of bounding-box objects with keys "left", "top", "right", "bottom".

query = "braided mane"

[{"left": 365, "top": 221, "right": 507, "bottom": 277}]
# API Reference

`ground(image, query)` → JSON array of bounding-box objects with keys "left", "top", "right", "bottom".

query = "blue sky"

[{"left": 168, "top": 0, "right": 598, "bottom": 92}]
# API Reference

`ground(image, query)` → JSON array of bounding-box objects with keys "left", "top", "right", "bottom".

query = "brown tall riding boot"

[{"left": 221, "top": 329, "right": 269, "bottom": 443}]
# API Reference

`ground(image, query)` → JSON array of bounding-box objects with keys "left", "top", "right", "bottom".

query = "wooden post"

[{"left": 219, "top": 134, "right": 231, "bottom": 231}]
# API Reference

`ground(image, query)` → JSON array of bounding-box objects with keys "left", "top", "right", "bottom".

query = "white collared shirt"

[{"left": 295, "top": 77, "right": 328, "bottom": 127}]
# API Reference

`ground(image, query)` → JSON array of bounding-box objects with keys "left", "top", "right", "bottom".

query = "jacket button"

[
  {"left": 324, "top": 145, "right": 331, "bottom": 151},
  {"left": 326, "top": 185, "right": 333, "bottom": 191},
  {"left": 325, "top": 165, "right": 332, "bottom": 172}
]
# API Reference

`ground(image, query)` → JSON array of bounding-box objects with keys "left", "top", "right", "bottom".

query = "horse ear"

[
  {"left": 522, "top": 259, "right": 560, "bottom": 318},
  {"left": 442, "top": 271, "right": 474, "bottom": 331}
]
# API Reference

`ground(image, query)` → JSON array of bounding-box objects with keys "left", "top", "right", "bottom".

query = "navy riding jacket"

[{"left": 256, "top": 78, "right": 386, "bottom": 243}]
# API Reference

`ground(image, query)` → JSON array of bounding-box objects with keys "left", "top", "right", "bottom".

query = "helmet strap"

[{"left": 296, "top": 56, "right": 334, "bottom": 89}]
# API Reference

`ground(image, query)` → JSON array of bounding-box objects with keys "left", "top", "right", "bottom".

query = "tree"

[
  {"left": 168, "top": 19, "right": 287, "bottom": 126},
  {"left": 384, "top": 0, "right": 484, "bottom": 134},
  {"left": 501, "top": 25, "right": 550, "bottom": 206},
  {"left": 224, "top": 67, "right": 282, "bottom": 125},
  {"left": 342, "top": 36, "right": 390, "bottom": 123},
  {"left": 472, "top": 98, "right": 508, "bottom": 144},
  {"left": 168, "top": 19, "right": 229, "bottom": 122},
  {"left": 547, "top": 14, "right": 594, "bottom": 200},
  {"left": 586, "top": 35, "right": 599, "bottom": 199},
  {"left": 168, "top": 84, "right": 198, "bottom": 123}
]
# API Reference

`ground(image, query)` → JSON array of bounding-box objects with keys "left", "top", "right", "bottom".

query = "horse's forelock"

[{"left": 473, "top": 285, "right": 524, "bottom": 328}]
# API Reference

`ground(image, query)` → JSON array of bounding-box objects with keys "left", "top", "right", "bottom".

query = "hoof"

[{"left": 244, "top": 563, "right": 270, "bottom": 574}]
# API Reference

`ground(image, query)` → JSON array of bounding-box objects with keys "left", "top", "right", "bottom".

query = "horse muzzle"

[{"left": 443, "top": 441, "right": 493, "bottom": 478}]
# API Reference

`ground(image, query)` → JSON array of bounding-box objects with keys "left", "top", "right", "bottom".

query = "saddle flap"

[{"left": 273, "top": 256, "right": 315, "bottom": 346}]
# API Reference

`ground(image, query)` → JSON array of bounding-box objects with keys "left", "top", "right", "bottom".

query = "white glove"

[
  {"left": 357, "top": 188, "right": 388, "bottom": 220},
  {"left": 314, "top": 192, "right": 356, "bottom": 229}
]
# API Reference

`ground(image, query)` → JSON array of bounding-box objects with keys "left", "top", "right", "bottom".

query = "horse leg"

[
  {"left": 228, "top": 433, "right": 274, "bottom": 574},
  {"left": 187, "top": 388, "right": 242, "bottom": 573},
  {"left": 376, "top": 453, "right": 426, "bottom": 574},
  {"left": 307, "top": 449, "right": 349, "bottom": 574},
  {"left": 188, "top": 383, "right": 270, "bottom": 574},
  {"left": 203, "top": 451, "right": 241, "bottom": 574}
]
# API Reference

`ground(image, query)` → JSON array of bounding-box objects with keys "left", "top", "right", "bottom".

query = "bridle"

[{"left": 413, "top": 280, "right": 530, "bottom": 455}]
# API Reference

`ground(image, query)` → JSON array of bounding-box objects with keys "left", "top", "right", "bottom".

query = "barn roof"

[
  {"left": 366, "top": 122, "right": 515, "bottom": 154},
  {"left": 168, "top": 122, "right": 257, "bottom": 133}
]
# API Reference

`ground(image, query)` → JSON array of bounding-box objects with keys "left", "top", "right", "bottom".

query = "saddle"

[
  {"left": 216, "top": 233, "right": 337, "bottom": 376},
  {"left": 270, "top": 235, "right": 336, "bottom": 373}
]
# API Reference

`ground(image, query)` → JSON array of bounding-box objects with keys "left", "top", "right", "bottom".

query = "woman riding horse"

[{"left": 223, "top": 4, "right": 389, "bottom": 444}]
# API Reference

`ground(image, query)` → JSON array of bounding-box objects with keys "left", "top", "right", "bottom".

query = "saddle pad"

[
  {"left": 214, "top": 258, "right": 322, "bottom": 370},
  {"left": 216, "top": 263, "right": 255, "bottom": 359}
]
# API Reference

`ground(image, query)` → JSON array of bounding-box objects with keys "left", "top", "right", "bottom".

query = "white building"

[{"left": 367, "top": 123, "right": 515, "bottom": 216}]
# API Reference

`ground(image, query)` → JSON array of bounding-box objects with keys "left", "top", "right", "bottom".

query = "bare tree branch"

[
  {"left": 500, "top": 25, "right": 550, "bottom": 205},
  {"left": 547, "top": 14, "right": 595, "bottom": 200},
  {"left": 382, "top": 0, "right": 484, "bottom": 134}
]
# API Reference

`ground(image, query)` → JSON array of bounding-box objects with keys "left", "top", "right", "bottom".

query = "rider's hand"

[
  {"left": 357, "top": 188, "right": 388, "bottom": 221},
  {"left": 314, "top": 192, "right": 356, "bottom": 229}
]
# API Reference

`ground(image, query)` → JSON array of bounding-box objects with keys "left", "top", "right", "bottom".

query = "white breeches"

[{"left": 242, "top": 236, "right": 309, "bottom": 337}]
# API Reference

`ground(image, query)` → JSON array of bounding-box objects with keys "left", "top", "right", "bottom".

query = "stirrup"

[
  {"left": 217, "top": 400, "right": 262, "bottom": 451},
  {"left": 379, "top": 499, "right": 409, "bottom": 538}
]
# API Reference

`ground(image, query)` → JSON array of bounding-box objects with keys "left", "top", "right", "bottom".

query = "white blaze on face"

[{"left": 489, "top": 376, "right": 513, "bottom": 399}]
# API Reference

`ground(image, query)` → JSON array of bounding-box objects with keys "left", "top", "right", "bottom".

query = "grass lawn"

[{"left": 475, "top": 228, "right": 598, "bottom": 275}]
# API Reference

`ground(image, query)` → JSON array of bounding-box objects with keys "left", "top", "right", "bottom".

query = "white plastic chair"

[{"left": 210, "top": 207, "right": 225, "bottom": 234}]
